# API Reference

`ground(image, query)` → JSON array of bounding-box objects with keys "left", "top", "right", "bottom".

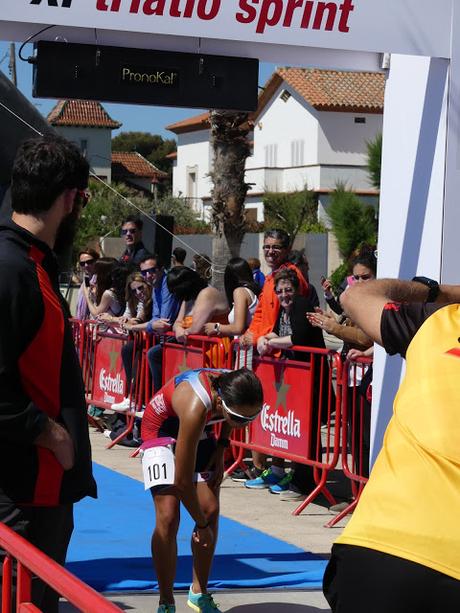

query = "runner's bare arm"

[
  {"left": 340, "top": 277, "right": 460, "bottom": 345},
  {"left": 173, "top": 387, "right": 209, "bottom": 527}
]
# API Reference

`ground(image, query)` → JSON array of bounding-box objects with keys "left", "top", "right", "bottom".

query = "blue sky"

[{"left": 0, "top": 41, "right": 275, "bottom": 140}]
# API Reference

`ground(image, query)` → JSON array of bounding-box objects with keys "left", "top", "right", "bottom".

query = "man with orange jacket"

[{"left": 241, "top": 228, "right": 308, "bottom": 346}]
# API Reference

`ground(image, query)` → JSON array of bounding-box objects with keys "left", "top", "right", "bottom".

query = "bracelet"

[{"left": 195, "top": 521, "right": 209, "bottom": 530}]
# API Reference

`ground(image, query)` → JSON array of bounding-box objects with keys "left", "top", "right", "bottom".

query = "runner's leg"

[
  {"left": 152, "top": 491, "right": 180, "bottom": 605},
  {"left": 191, "top": 481, "right": 219, "bottom": 595}
]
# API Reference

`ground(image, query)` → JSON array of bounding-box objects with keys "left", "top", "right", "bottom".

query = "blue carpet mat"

[{"left": 66, "top": 464, "right": 327, "bottom": 592}]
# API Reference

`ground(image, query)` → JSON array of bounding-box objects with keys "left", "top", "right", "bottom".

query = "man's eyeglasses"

[
  {"left": 79, "top": 259, "right": 95, "bottom": 267},
  {"left": 141, "top": 267, "right": 159, "bottom": 276},
  {"left": 77, "top": 189, "right": 91, "bottom": 208},
  {"left": 121, "top": 228, "right": 138, "bottom": 236},
  {"left": 262, "top": 244, "right": 283, "bottom": 253},
  {"left": 275, "top": 287, "right": 294, "bottom": 295},
  {"left": 353, "top": 274, "right": 373, "bottom": 281}
]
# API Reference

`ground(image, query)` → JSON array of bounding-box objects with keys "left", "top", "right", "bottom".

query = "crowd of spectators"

[{"left": 76, "top": 219, "right": 375, "bottom": 501}]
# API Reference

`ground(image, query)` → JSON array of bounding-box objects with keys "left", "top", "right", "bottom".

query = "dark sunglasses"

[
  {"left": 353, "top": 274, "right": 373, "bottom": 281},
  {"left": 77, "top": 189, "right": 91, "bottom": 208},
  {"left": 141, "top": 267, "right": 159, "bottom": 276},
  {"left": 79, "top": 258, "right": 95, "bottom": 267},
  {"left": 121, "top": 228, "right": 138, "bottom": 236}
]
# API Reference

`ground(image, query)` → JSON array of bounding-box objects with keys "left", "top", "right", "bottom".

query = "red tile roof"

[
  {"left": 112, "top": 152, "right": 168, "bottom": 179},
  {"left": 277, "top": 68, "right": 385, "bottom": 113},
  {"left": 166, "top": 68, "right": 385, "bottom": 133},
  {"left": 47, "top": 100, "right": 121, "bottom": 129}
]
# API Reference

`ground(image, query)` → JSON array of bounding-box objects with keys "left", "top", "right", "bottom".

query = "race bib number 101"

[{"left": 142, "top": 445, "right": 175, "bottom": 491}]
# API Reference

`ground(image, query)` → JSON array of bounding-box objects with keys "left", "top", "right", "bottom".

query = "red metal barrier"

[
  {"left": 0, "top": 522, "right": 121, "bottom": 613},
  {"left": 162, "top": 333, "right": 228, "bottom": 383},
  {"left": 325, "top": 357, "right": 372, "bottom": 528},
  {"left": 69, "top": 318, "right": 85, "bottom": 366},
  {"left": 225, "top": 343, "right": 343, "bottom": 516}
]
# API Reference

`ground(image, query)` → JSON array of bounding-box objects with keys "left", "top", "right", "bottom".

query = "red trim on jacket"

[{"left": 18, "top": 245, "right": 65, "bottom": 505}]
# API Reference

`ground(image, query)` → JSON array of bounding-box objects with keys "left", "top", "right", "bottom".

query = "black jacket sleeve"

[
  {"left": 0, "top": 260, "right": 48, "bottom": 444},
  {"left": 290, "top": 295, "right": 326, "bottom": 349}
]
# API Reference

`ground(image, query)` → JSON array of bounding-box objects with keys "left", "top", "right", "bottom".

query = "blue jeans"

[{"left": 147, "top": 344, "right": 163, "bottom": 392}]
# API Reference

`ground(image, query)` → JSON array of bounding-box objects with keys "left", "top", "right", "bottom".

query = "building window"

[
  {"left": 354, "top": 117, "right": 366, "bottom": 124},
  {"left": 291, "top": 140, "right": 305, "bottom": 166},
  {"left": 265, "top": 144, "right": 278, "bottom": 167},
  {"left": 280, "top": 89, "right": 291, "bottom": 103},
  {"left": 187, "top": 170, "right": 197, "bottom": 199}
]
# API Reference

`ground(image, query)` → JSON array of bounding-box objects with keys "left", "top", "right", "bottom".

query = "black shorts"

[
  {"left": 323, "top": 544, "right": 460, "bottom": 613},
  {"left": 150, "top": 417, "right": 217, "bottom": 495}
]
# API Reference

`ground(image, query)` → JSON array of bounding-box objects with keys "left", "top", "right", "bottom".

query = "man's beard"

[{"left": 53, "top": 205, "right": 80, "bottom": 256}]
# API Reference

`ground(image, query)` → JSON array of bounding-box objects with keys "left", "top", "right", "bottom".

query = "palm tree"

[{"left": 209, "top": 110, "right": 252, "bottom": 289}]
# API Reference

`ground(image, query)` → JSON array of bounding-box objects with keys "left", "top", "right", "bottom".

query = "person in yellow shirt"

[{"left": 323, "top": 276, "right": 460, "bottom": 612}]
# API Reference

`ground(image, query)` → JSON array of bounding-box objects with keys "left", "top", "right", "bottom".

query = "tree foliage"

[
  {"left": 327, "top": 183, "right": 378, "bottom": 260},
  {"left": 366, "top": 132, "right": 382, "bottom": 190},
  {"left": 74, "top": 179, "right": 203, "bottom": 256},
  {"left": 112, "top": 131, "right": 176, "bottom": 173},
  {"left": 263, "top": 188, "right": 323, "bottom": 247}
]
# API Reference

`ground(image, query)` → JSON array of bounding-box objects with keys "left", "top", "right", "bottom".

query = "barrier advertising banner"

[
  {"left": 163, "top": 341, "right": 203, "bottom": 383},
  {"left": 251, "top": 358, "right": 313, "bottom": 460},
  {"left": 1, "top": 0, "right": 452, "bottom": 58},
  {"left": 92, "top": 335, "right": 127, "bottom": 406}
]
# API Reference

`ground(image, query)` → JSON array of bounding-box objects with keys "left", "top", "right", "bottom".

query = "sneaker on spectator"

[
  {"left": 187, "top": 586, "right": 221, "bottom": 612},
  {"left": 244, "top": 467, "right": 283, "bottom": 490},
  {"left": 269, "top": 471, "right": 293, "bottom": 494},
  {"left": 111, "top": 397, "right": 131, "bottom": 412},
  {"left": 230, "top": 468, "right": 248, "bottom": 482},
  {"left": 157, "top": 605, "right": 176, "bottom": 613},
  {"left": 279, "top": 485, "right": 306, "bottom": 501}
]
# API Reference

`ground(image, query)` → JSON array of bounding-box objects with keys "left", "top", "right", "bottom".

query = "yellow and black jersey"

[{"left": 336, "top": 301, "right": 460, "bottom": 580}]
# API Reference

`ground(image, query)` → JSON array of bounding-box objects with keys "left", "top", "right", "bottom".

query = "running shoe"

[
  {"left": 187, "top": 586, "right": 221, "bottom": 612},
  {"left": 157, "top": 605, "right": 176, "bottom": 613},
  {"left": 244, "top": 467, "right": 283, "bottom": 489},
  {"left": 111, "top": 397, "right": 131, "bottom": 412},
  {"left": 269, "top": 471, "right": 293, "bottom": 494}
]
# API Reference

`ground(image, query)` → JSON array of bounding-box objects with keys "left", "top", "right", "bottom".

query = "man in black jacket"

[{"left": 0, "top": 136, "right": 97, "bottom": 611}]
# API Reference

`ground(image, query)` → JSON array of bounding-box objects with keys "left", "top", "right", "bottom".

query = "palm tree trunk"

[{"left": 209, "top": 110, "right": 252, "bottom": 289}]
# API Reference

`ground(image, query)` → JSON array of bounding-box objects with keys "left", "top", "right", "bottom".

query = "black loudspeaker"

[{"left": 141, "top": 214, "right": 174, "bottom": 268}]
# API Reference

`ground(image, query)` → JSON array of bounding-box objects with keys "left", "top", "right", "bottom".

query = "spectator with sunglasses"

[
  {"left": 75, "top": 247, "right": 99, "bottom": 320},
  {"left": 140, "top": 367, "right": 263, "bottom": 613},
  {"left": 112, "top": 254, "right": 180, "bottom": 412},
  {"left": 119, "top": 215, "right": 150, "bottom": 267}
]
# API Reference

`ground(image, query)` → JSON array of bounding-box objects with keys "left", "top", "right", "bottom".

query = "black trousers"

[
  {"left": 324, "top": 544, "right": 460, "bottom": 613},
  {"left": 0, "top": 490, "right": 74, "bottom": 613}
]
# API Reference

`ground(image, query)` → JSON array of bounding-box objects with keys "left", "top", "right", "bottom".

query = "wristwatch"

[
  {"left": 214, "top": 322, "right": 221, "bottom": 335},
  {"left": 411, "top": 276, "right": 440, "bottom": 303}
]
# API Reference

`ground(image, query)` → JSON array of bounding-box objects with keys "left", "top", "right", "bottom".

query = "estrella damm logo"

[{"left": 30, "top": 0, "right": 73, "bottom": 7}]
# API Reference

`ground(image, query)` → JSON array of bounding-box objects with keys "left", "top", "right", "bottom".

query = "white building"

[
  {"left": 166, "top": 68, "right": 385, "bottom": 223},
  {"left": 48, "top": 99, "right": 121, "bottom": 183}
]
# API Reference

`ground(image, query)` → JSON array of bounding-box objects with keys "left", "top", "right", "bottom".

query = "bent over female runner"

[{"left": 140, "top": 367, "right": 264, "bottom": 613}]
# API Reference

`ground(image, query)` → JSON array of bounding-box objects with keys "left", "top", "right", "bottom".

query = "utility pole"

[{"left": 8, "top": 42, "right": 17, "bottom": 87}]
